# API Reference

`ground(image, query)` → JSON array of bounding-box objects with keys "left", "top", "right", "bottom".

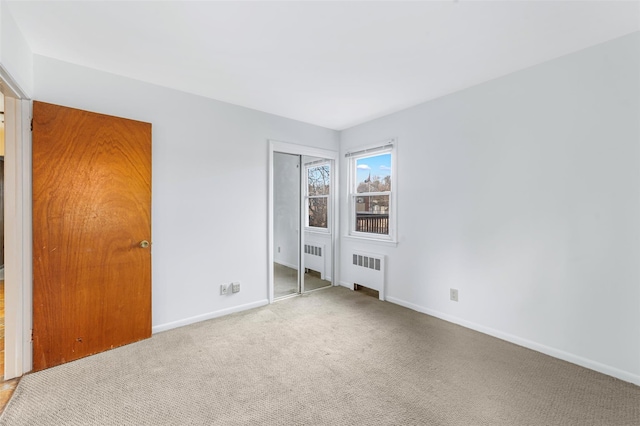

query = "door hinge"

[
  {"left": 30, "top": 329, "right": 34, "bottom": 342},
  {"left": 31, "top": 118, "right": 33, "bottom": 131}
]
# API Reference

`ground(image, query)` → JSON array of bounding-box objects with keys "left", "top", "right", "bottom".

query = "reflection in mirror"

[
  {"left": 302, "top": 156, "right": 332, "bottom": 292},
  {"left": 273, "top": 152, "right": 300, "bottom": 298}
]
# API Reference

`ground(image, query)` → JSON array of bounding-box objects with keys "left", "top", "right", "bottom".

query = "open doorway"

[
  {"left": 0, "top": 70, "right": 32, "bottom": 384},
  {"left": 0, "top": 90, "right": 18, "bottom": 409},
  {"left": 269, "top": 141, "right": 338, "bottom": 302}
]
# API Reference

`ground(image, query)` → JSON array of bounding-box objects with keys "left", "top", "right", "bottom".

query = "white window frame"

[
  {"left": 304, "top": 159, "right": 331, "bottom": 233},
  {"left": 347, "top": 139, "right": 397, "bottom": 243}
]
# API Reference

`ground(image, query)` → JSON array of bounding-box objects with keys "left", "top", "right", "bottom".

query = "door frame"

[
  {"left": 1, "top": 65, "right": 32, "bottom": 379},
  {"left": 268, "top": 140, "right": 338, "bottom": 303}
]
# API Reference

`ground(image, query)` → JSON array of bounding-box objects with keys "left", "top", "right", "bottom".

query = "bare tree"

[{"left": 308, "top": 165, "right": 330, "bottom": 228}]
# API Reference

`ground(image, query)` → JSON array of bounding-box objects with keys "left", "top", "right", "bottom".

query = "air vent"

[
  {"left": 353, "top": 254, "right": 381, "bottom": 271},
  {"left": 305, "top": 244, "right": 322, "bottom": 257}
]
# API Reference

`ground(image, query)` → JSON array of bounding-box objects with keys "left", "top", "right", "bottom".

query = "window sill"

[
  {"left": 305, "top": 228, "right": 331, "bottom": 235},
  {"left": 343, "top": 235, "right": 398, "bottom": 248}
]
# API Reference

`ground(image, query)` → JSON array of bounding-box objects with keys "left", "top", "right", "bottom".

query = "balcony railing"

[{"left": 356, "top": 213, "right": 389, "bottom": 235}]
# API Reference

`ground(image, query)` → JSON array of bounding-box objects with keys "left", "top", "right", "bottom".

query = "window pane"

[
  {"left": 308, "top": 197, "right": 328, "bottom": 228},
  {"left": 355, "top": 195, "right": 389, "bottom": 235},
  {"left": 308, "top": 164, "right": 330, "bottom": 196},
  {"left": 356, "top": 153, "right": 391, "bottom": 194}
]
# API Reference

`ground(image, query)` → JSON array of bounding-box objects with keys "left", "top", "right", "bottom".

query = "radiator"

[
  {"left": 304, "top": 242, "right": 326, "bottom": 280},
  {"left": 350, "top": 251, "right": 385, "bottom": 300}
]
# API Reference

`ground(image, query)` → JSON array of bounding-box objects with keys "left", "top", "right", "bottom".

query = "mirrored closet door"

[
  {"left": 272, "top": 149, "right": 335, "bottom": 300},
  {"left": 273, "top": 152, "right": 301, "bottom": 298}
]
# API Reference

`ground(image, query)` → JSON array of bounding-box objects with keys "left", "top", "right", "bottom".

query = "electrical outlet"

[
  {"left": 220, "top": 284, "right": 228, "bottom": 295},
  {"left": 232, "top": 282, "right": 240, "bottom": 293},
  {"left": 450, "top": 288, "right": 459, "bottom": 302}
]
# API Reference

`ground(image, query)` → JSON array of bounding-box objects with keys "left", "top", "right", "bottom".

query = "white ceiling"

[{"left": 6, "top": 1, "right": 640, "bottom": 130}]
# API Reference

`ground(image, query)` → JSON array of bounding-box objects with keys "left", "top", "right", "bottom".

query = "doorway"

[
  {"left": 269, "top": 141, "right": 338, "bottom": 302},
  {"left": 0, "top": 85, "right": 23, "bottom": 403},
  {"left": 0, "top": 71, "right": 32, "bottom": 381}
]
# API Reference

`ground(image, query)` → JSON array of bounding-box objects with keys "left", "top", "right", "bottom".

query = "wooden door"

[{"left": 32, "top": 101, "right": 152, "bottom": 371}]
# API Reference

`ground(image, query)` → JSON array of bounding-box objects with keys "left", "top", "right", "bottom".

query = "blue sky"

[{"left": 356, "top": 153, "right": 391, "bottom": 184}]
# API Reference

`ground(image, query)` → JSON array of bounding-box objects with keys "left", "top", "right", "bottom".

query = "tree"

[
  {"left": 308, "top": 165, "right": 330, "bottom": 228},
  {"left": 357, "top": 174, "right": 391, "bottom": 194}
]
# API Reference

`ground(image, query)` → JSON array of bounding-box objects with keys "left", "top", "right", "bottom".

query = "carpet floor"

[{"left": 1, "top": 286, "right": 638, "bottom": 425}]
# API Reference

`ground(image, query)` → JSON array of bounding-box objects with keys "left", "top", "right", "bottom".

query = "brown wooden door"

[{"left": 32, "top": 101, "right": 152, "bottom": 371}]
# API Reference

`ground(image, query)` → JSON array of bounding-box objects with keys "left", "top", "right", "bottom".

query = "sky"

[{"left": 356, "top": 153, "right": 391, "bottom": 184}]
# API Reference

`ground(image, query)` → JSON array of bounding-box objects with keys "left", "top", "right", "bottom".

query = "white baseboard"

[
  {"left": 152, "top": 299, "right": 269, "bottom": 334},
  {"left": 339, "top": 280, "right": 354, "bottom": 290},
  {"left": 385, "top": 296, "right": 640, "bottom": 387}
]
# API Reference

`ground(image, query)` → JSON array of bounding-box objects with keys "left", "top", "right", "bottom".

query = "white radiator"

[
  {"left": 304, "top": 242, "right": 326, "bottom": 280},
  {"left": 350, "top": 251, "right": 385, "bottom": 300}
]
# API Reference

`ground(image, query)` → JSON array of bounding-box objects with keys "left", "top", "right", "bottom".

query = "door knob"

[{"left": 139, "top": 240, "right": 150, "bottom": 248}]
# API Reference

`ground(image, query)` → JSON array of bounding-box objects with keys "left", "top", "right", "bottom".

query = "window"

[
  {"left": 348, "top": 142, "right": 395, "bottom": 240},
  {"left": 305, "top": 161, "right": 330, "bottom": 230}
]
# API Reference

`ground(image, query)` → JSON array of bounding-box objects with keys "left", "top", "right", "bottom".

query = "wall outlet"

[
  {"left": 450, "top": 288, "right": 459, "bottom": 302},
  {"left": 220, "top": 284, "right": 228, "bottom": 295},
  {"left": 232, "top": 282, "right": 240, "bottom": 293}
]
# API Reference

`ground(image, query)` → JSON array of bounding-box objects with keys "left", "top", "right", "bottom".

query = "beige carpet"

[{"left": 1, "top": 287, "right": 638, "bottom": 425}]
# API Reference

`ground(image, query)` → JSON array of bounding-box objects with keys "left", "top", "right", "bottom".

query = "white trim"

[
  {"left": 303, "top": 158, "right": 328, "bottom": 167},
  {"left": 304, "top": 227, "right": 330, "bottom": 235},
  {"left": 347, "top": 140, "right": 397, "bottom": 243},
  {"left": 343, "top": 235, "right": 398, "bottom": 248},
  {"left": 20, "top": 99, "right": 32, "bottom": 375},
  {"left": 345, "top": 139, "right": 395, "bottom": 158},
  {"left": 386, "top": 296, "right": 640, "bottom": 386},
  {"left": 271, "top": 140, "right": 338, "bottom": 163},
  {"left": 303, "top": 160, "right": 331, "bottom": 231},
  {"left": 3, "top": 96, "right": 32, "bottom": 379},
  {"left": 304, "top": 226, "right": 331, "bottom": 235},
  {"left": 268, "top": 140, "right": 339, "bottom": 302},
  {"left": 152, "top": 299, "right": 269, "bottom": 334},
  {"left": 0, "top": 64, "right": 28, "bottom": 99}
]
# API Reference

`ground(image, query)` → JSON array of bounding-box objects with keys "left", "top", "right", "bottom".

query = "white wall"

[
  {"left": 0, "top": 1, "right": 32, "bottom": 96},
  {"left": 340, "top": 32, "right": 640, "bottom": 384},
  {"left": 33, "top": 55, "right": 339, "bottom": 332}
]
